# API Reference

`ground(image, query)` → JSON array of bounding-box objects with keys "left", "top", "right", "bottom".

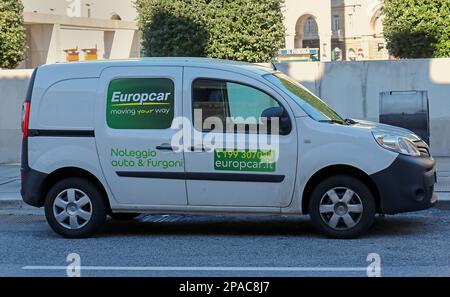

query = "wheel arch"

[
  {"left": 39, "top": 167, "right": 112, "bottom": 213},
  {"left": 301, "top": 165, "right": 381, "bottom": 214}
]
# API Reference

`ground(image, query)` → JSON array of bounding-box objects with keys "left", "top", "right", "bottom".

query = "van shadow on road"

[{"left": 95, "top": 213, "right": 436, "bottom": 239}]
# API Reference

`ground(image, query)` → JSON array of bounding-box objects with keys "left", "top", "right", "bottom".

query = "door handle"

[
  {"left": 156, "top": 144, "right": 175, "bottom": 151},
  {"left": 188, "top": 146, "right": 211, "bottom": 152}
]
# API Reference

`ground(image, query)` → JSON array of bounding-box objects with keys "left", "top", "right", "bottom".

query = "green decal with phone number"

[{"left": 214, "top": 149, "right": 276, "bottom": 172}]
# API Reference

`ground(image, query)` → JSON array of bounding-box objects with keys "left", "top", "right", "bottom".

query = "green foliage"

[
  {"left": 0, "top": 0, "right": 27, "bottom": 68},
  {"left": 135, "top": 0, "right": 286, "bottom": 63},
  {"left": 383, "top": 0, "right": 450, "bottom": 58}
]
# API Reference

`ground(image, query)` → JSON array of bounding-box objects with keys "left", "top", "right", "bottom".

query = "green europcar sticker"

[
  {"left": 214, "top": 149, "right": 276, "bottom": 172},
  {"left": 107, "top": 78, "right": 174, "bottom": 129}
]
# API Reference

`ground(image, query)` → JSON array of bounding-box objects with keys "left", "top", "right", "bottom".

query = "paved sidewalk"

[
  {"left": 1, "top": 159, "right": 450, "bottom": 209},
  {"left": 0, "top": 164, "right": 21, "bottom": 200},
  {"left": 0, "top": 164, "right": 43, "bottom": 215},
  {"left": 436, "top": 157, "right": 450, "bottom": 200}
]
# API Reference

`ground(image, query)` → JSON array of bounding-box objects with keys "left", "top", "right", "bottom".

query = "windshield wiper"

[
  {"left": 319, "top": 119, "right": 346, "bottom": 125},
  {"left": 345, "top": 118, "right": 358, "bottom": 125}
]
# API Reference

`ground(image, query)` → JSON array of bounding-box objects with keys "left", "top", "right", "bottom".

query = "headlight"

[{"left": 372, "top": 131, "right": 420, "bottom": 157}]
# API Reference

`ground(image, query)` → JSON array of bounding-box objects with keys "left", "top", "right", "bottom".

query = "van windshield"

[{"left": 265, "top": 72, "right": 346, "bottom": 124}]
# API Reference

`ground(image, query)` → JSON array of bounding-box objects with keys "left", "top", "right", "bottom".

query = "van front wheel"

[
  {"left": 309, "top": 175, "right": 375, "bottom": 239},
  {"left": 44, "top": 178, "right": 107, "bottom": 238}
]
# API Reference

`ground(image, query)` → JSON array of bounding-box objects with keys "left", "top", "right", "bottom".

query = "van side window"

[{"left": 192, "top": 79, "right": 281, "bottom": 133}]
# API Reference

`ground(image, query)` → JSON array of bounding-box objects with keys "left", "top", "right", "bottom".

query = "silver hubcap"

[
  {"left": 319, "top": 187, "right": 363, "bottom": 230},
  {"left": 53, "top": 188, "right": 92, "bottom": 230}
]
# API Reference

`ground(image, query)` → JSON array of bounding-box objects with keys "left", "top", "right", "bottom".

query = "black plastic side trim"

[
  {"left": 116, "top": 171, "right": 285, "bottom": 183},
  {"left": 21, "top": 165, "right": 48, "bottom": 207},
  {"left": 28, "top": 129, "right": 95, "bottom": 137},
  {"left": 188, "top": 172, "right": 285, "bottom": 183},
  {"left": 117, "top": 172, "right": 186, "bottom": 180},
  {"left": 370, "top": 155, "right": 436, "bottom": 214}
]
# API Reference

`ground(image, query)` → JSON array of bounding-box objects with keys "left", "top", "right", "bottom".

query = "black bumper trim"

[
  {"left": 20, "top": 166, "right": 48, "bottom": 207},
  {"left": 370, "top": 155, "right": 437, "bottom": 214}
]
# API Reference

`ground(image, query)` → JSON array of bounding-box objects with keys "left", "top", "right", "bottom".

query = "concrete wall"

[
  {"left": 0, "top": 70, "right": 33, "bottom": 164},
  {"left": 275, "top": 58, "right": 450, "bottom": 157},
  {"left": 0, "top": 59, "right": 449, "bottom": 163}
]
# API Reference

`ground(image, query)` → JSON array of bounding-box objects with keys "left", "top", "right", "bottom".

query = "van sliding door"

[{"left": 95, "top": 66, "right": 187, "bottom": 206}]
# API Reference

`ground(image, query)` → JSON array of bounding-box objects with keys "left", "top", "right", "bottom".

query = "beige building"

[
  {"left": 283, "top": 0, "right": 388, "bottom": 61},
  {"left": 18, "top": 0, "right": 388, "bottom": 67},
  {"left": 20, "top": 0, "right": 140, "bottom": 68}
]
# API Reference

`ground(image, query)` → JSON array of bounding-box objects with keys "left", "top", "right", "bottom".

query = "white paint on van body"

[
  {"left": 182, "top": 67, "right": 298, "bottom": 208},
  {"left": 27, "top": 58, "right": 398, "bottom": 215},
  {"left": 95, "top": 66, "right": 187, "bottom": 206},
  {"left": 37, "top": 78, "right": 96, "bottom": 129}
]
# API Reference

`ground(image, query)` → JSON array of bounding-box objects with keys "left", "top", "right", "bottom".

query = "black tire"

[
  {"left": 308, "top": 175, "right": 376, "bottom": 239},
  {"left": 44, "top": 178, "right": 107, "bottom": 238},
  {"left": 109, "top": 213, "right": 140, "bottom": 220}
]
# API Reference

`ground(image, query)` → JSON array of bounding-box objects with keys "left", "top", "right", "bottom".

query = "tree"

[
  {"left": 135, "top": 0, "right": 209, "bottom": 57},
  {"left": 0, "top": 0, "right": 27, "bottom": 68},
  {"left": 383, "top": 0, "right": 450, "bottom": 59},
  {"left": 135, "top": 0, "right": 285, "bottom": 63}
]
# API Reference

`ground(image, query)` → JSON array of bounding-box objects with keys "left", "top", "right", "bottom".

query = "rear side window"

[
  {"left": 192, "top": 79, "right": 280, "bottom": 132},
  {"left": 106, "top": 78, "right": 174, "bottom": 129}
]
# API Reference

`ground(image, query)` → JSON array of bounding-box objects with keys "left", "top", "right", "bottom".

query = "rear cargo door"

[{"left": 95, "top": 66, "right": 186, "bottom": 206}]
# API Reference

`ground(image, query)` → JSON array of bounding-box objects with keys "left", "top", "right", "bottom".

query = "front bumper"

[{"left": 370, "top": 155, "right": 437, "bottom": 214}]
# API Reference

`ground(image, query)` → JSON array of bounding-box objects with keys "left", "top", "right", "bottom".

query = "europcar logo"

[
  {"left": 111, "top": 91, "right": 172, "bottom": 106},
  {"left": 106, "top": 78, "right": 174, "bottom": 129}
]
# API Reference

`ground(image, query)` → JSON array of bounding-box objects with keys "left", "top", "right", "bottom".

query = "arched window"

[
  {"left": 370, "top": 7, "right": 384, "bottom": 36},
  {"left": 294, "top": 14, "right": 320, "bottom": 49},
  {"left": 111, "top": 13, "right": 122, "bottom": 21},
  {"left": 304, "top": 17, "right": 318, "bottom": 34},
  {"left": 373, "top": 15, "right": 383, "bottom": 36}
]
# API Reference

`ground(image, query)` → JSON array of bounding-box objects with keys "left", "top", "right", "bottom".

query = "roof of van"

[{"left": 37, "top": 57, "right": 276, "bottom": 78}]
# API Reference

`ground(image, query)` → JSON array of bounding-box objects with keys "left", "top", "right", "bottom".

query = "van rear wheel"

[
  {"left": 44, "top": 178, "right": 107, "bottom": 238},
  {"left": 308, "top": 175, "right": 375, "bottom": 239}
]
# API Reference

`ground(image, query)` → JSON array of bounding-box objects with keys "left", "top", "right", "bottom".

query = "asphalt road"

[{"left": 1, "top": 208, "right": 450, "bottom": 277}]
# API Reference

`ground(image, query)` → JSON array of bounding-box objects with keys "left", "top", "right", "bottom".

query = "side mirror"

[
  {"left": 261, "top": 106, "right": 284, "bottom": 118},
  {"left": 261, "top": 107, "right": 291, "bottom": 134}
]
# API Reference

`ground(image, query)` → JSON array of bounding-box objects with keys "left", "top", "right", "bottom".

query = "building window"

[
  {"left": 305, "top": 17, "right": 314, "bottom": 33},
  {"left": 332, "top": 15, "right": 341, "bottom": 32},
  {"left": 374, "top": 16, "right": 383, "bottom": 36},
  {"left": 86, "top": 3, "right": 91, "bottom": 18}
]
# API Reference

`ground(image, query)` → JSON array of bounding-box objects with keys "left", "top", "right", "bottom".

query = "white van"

[{"left": 21, "top": 58, "right": 437, "bottom": 239}]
